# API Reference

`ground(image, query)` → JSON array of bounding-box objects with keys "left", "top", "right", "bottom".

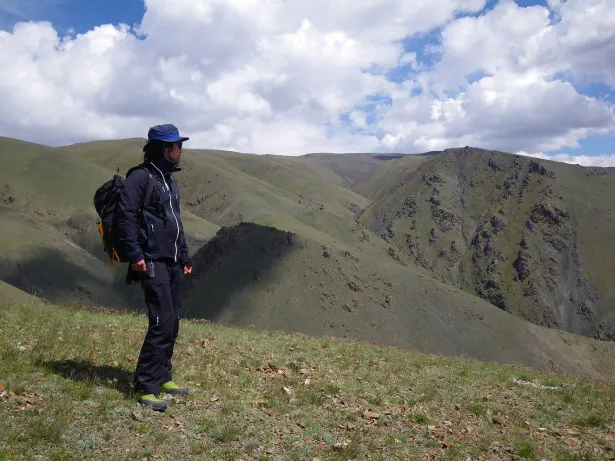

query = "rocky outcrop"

[{"left": 358, "top": 147, "right": 612, "bottom": 340}]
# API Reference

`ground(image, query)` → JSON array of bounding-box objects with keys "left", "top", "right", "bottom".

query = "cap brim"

[
  {"left": 163, "top": 136, "right": 189, "bottom": 143},
  {"left": 144, "top": 136, "right": 189, "bottom": 148}
]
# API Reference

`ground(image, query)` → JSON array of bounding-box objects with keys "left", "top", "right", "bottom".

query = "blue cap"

[{"left": 145, "top": 124, "right": 189, "bottom": 147}]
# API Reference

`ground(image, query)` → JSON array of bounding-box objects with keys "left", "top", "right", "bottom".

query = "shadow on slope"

[
  {"left": 180, "top": 222, "right": 615, "bottom": 382},
  {"left": 183, "top": 223, "right": 300, "bottom": 320},
  {"left": 41, "top": 359, "right": 133, "bottom": 397},
  {"left": 0, "top": 247, "right": 128, "bottom": 308}
]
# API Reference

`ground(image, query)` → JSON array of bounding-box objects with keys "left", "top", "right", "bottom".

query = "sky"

[{"left": 0, "top": 0, "right": 614, "bottom": 165}]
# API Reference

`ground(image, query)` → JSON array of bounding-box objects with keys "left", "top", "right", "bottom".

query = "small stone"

[
  {"left": 363, "top": 411, "right": 380, "bottom": 420},
  {"left": 492, "top": 417, "right": 504, "bottom": 425},
  {"left": 564, "top": 437, "right": 581, "bottom": 447},
  {"left": 131, "top": 410, "right": 144, "bottom": 422},
  {"left": 427, "top": 425, "right": 436, "bottom": 431}
]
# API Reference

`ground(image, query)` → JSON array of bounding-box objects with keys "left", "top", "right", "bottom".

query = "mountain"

[
  {"left": 1, "top": 137, "right": 614, "bottom": 382},
  {"left": 0, "top": 137, "right": 219, "bottom": 308},
  {"left": 358, "top": 147, "right": 615, "bottom": 340}
]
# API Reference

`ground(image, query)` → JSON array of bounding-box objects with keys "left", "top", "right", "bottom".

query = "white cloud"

[
  {"left": 377, "top": 71, "right": 614, "bottom": 153},
  {"left": 546, "top": 0, "right": 615, "bottom": 86},
  {"left": 430, "top": 1, "right": 552, "bottom": 90},
  {"left": 0, "top": 0, "right": 614, "bottom": 157},
  {"left": 380, "top": 0, "right": 615, "bottom": 154},
  {"left": 517, "top": 150, "right": 615, "bottom": 167}
]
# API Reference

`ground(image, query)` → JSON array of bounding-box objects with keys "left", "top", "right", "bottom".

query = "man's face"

[{"left": 164, "top": 142, "right": 182, "bottom": 162}]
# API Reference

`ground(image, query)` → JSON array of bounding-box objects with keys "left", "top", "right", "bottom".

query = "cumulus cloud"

[
  {"left": 379, "top": 0, "right": 615, "bottom": 156},
  {"left": 517, "top": 150, "right": 615, "bottom": 167},
  {"left": 0, "top": 0, "right": 614, "bottom": 159}
]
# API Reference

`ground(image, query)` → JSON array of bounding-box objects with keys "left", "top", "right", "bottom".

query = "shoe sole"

[
  {"left": 162, "top": 389, "right": 190, "bottom": 396},
  {"left": 140, "top": 400, "right": 167, "bottom": 411}
]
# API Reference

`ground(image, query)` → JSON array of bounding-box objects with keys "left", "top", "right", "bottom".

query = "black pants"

[{"left": 134, "top": 259, "right": 182, "bottom": 395}]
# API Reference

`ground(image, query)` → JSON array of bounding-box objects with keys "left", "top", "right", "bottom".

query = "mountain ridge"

[{"left": 1, "top": 137, "right": 614, "bottom": 382}]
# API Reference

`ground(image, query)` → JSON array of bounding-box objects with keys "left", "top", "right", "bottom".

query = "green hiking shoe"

[
  {"left": 161, "top": 381, "right": 189, "bottom": 396},
  {"left": 136, "top": 392, "right": 167, "bottom": 411}
]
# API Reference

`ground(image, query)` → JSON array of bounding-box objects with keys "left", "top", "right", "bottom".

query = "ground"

[{"left": 1, "top": 301, "right": 613, "bottom": 460}]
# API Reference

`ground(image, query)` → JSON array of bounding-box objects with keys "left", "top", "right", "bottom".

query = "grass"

[
  {"left": 467, "top": 404, "right": 485, "bottom": 416},
  {"left": 574, "top": 415, "right": 608, "bottom": 428},
  {"left": 0, "top": 301, "right": 614, "bottom": 460}
]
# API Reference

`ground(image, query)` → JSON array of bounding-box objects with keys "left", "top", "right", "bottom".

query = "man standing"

[{"left": 117, "top": 124, "right": 193, "bottom": 411}]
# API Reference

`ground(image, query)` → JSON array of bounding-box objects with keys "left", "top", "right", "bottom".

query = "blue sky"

[
  {"left": 0, "top": 0, "right": 613, "bottom": 158},
  {"left": 0, "top": 0, "right": 144, "bottom": 35}
]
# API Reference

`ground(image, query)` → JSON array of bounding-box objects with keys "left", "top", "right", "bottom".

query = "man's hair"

[{"left": 143, "top": 140, "right": 173, "bottom": 162}]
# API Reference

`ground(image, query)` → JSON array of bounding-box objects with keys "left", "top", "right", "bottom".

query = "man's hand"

[
  {"left": 132, "top": 260, "right": 147, "bottom": 272},
  {"left": 183, "top": 265, "right": 192, "bottom": 275}
]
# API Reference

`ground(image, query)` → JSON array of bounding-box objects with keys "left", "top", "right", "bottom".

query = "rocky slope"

[{"left": 359, "top": 147, "right": 615, "bottom": 340}]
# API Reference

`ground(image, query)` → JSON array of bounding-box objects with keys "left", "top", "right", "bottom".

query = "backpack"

[{"left": 93, "top": 165, "right": 154, "bottom": 263}]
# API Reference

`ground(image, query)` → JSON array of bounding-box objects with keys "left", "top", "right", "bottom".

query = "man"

[{"left": 117, "top": 123, "right": 193, "bottom": 411}]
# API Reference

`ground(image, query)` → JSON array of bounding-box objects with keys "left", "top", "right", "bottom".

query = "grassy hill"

[
  {"left": 1, "top": 299, "right": 613, "bottom": 460},
  {"left": 358, "top": 147, "right": 615, "bottom": 340},
  {"left": 0, "top": 137, "right": 219, "bottom": 308},
  {"left": 180, "top": 222, "right": 615, "bottom": 382},
  {"left": 301, "top": 153, "right": 416, "bottom": 187},
  {"left": 63, "top": 141, "right": 372, "bottom": 247},
  {"left": 1, "top": 136, "right": 615, "bottom": 387}
]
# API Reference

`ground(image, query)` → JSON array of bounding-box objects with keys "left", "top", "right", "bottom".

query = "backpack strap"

[
  {"left": 126, "top": 163, "right": 155, "bottom": 212},
  {"left": 141, "top": 171, "right": 155, "bottom": 212}
]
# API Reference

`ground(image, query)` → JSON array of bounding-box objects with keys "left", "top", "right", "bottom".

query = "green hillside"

[
  {"left": 351, "top": 153, "right": 438, "bottom": 200},
  {"left": 358, "top": 147, "right": 615, "bottom": 340},
  {"left": 1, "top": 137, "right": 615, "bottom": 385},
  {"left": 0, "top": 138, "right": 219, "bottom": 307},
  {"left": 1, "top": 300, "right": 613, "bottom": 460},
  {"left": 63, "top": 141, "right": 372, "bottom": 249},
  {"left": 301, "top": 153, "right": 416, "bottom": 188}
]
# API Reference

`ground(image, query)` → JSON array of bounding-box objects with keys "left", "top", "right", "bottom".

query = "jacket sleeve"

[
  {"left": 179, "top": 219, "right": 191, "bottom": 267},
  {"left": 177, "top": 192, "right": 192, "bottom": 267},
  {"left": 117, "top": 170, "right": 147, "bottom": 265}
]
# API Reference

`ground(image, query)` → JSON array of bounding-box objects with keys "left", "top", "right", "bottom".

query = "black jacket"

[{"left": 117, "top": 159, "right": 191, "bottom": 266}]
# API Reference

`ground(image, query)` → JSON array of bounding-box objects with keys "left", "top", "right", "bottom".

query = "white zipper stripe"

[{"left": 149, "top": 162, "right": 180, "bottom": 262}]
